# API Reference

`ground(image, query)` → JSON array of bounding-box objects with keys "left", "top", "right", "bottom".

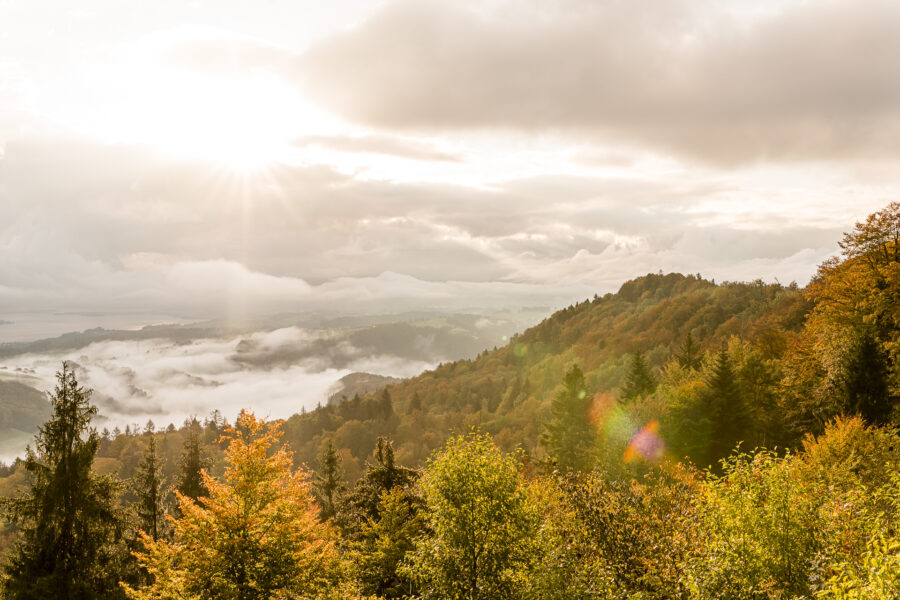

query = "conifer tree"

[
  {"left": 621, "top": 350, "right": 656, "bottom": 402},
  {"left": 541, "top": 364, "right": 595, "bottom": 472},
  {"left": 313, "top": 439, "right": 345, "bottom": 522},
  {"left": 677, "top": 332, "right": 702, "bottom": 371},
  {"left": 341, "top": 437, "right": 419, "bottom": 531},
  {"left": 355, "top": 487, "right": 423, "bottom": 598},
  {"left": 175, "top": 422, "right": 208, "bottom": 502},
  {"left": 704, "top": 347, "right": 749, "bottom": 468},
  {"left": 132, "top": 436, "right": 167, "bottom": 541},
  {"left": 1, "top": 362, "right": 127, "bottom": 599}
]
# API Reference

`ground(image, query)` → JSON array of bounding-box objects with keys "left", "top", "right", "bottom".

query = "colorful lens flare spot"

[{"left": 624, "top": 421, "right": 666, "bottom": 463}]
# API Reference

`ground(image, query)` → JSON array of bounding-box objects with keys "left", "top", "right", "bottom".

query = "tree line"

[{"left": 3, "top": 202, "right": 900, "bottom": 597}]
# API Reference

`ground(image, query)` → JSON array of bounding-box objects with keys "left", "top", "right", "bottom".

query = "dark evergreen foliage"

[
  {"left": 132, "top": 436, "right": 167, "bottom": 541},
  {"left": 542, "top": 364, "right": 596, "bottom": 472},
  {"left": 175, "top": 421, "right": 209, "bottom": 502},
  {"left": 704, "top": 347, "right": 750, "bottom": 469},
  {"left": 677, "top": 332, "right": 702, "bottom": 371},
  {"left": 621, "top": 350, "right": 656, "bottom": 402},
  {"left": 313, "top": 438, "right": 345, "bottom": 522},
  {"left": 1, "top": 362, "right": 128, "bottom": 599}
]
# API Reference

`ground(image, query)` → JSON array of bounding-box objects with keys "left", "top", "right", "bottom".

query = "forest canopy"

[{"left": 2, "top": 203, "right": 900, "bottom": 598}]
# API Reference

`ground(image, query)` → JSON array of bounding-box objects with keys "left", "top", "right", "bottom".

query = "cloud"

[
  {"left": 0, "top": 138, "right": 883, "bottom": 330},
  {"left": 299, "top": 0, "right": 900, "bottom": 164},
  {"left": 0, "top": 328, "right": 435, "bottom": 430},
  {"left": 295, "top": 134, "right": 461, "bottom": 162}
]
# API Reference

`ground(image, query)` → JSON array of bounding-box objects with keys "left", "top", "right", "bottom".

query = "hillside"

[
  {"left": 280, "top": 272, "right": 811, "bottom": 473},
  {"left": 0, "top": 380, "right": 50, "bottom": 436}
]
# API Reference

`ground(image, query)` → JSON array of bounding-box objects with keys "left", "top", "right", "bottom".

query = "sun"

[{"left": 41, "top": 55, "right": 318, "bottom": 171}]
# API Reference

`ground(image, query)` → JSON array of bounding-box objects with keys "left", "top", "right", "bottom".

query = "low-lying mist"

[{"left": 0, "top": 326, "right": 436, "bottom": 433}]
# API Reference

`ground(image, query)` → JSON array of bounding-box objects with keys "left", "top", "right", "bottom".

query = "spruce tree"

[
  {"left": 677, "top": 332, "right": 702, "bottom": 371},
  {"left": 1, "top": 362, "right": 127, "bottom": 599},
  {"left": 621, "top": 350, "right": 656, "bottom": 402},
  {"left": 704, "top": 347, "right": 749, "bottom": 468},
  {"left": 338, "top": 437, "right": 420, "bottom": 539},
  {"left": 313, "top": 439, "right": 345, "bottom": 522},
  {"left": 541, "top": 364, "right": 596, "bottom": 472},
  {"left": 132, "top": 436, "right": 167, "bottom": 541},
  {"left": 176, "top": 423, "right": 209, "bottom": 502}
]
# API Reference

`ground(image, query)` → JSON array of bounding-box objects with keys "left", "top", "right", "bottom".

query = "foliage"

[
  {"left": 687, "top": 451, "right": 822, "bottom": 599},
  {"left": 174, "top": 420, "right": 209, "bottom": 503},
  {"left": 541, "top": 364, "right": 596, "bottom": 472},
  {"left": 353, "top": 487, "right": 424, "bottom": 598},
  {"left": 620, "top": 350, "right": 656, "bottom": 402},
  {"left": 1, "top": 362, "right": 129, "bottom": 599},
  {"left": 314, "top": 439, "right": 345, "bottom": 522},
  {"left": 559, "top": 465, "right": 698, "bottom": 599},
  {"left": 402, "top": 431, "right": 539, "bottom": 600},
  {"left": 123, "top": 410, "right": 347, "bottom": 600},
  {"left": 131, "top": 436, "right": 167, "bottom": 542}
]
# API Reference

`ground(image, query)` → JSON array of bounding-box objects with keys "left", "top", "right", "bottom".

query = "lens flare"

[{"left": 624, "top": 420, "right": 666, "bottom": 463}]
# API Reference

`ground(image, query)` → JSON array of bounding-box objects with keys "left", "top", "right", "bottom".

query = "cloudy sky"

[{"left": 2, "top": 0, "right": 899, "bottom": 339}]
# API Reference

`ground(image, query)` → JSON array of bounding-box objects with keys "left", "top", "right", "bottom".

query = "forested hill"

[
  {"left": 279, "top": 271, "right": 811, "bottom": 476},
  {"left": 51, "top": 204, "right": 900, "bottom": 487},
  {"left": 5, "top": 205, "right": 900, "bottom": 599}
]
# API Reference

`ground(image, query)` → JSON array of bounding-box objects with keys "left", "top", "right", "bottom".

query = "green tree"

[
  {"left": 131, "top": 436, "right": 167, "bottom": 541},
  {"left": 402, "top": 432, "right": 538, "bottom": 600},
  {"left": 313, "top": 439, "right": 345, "bottom": 522},
  {"left": 1, "top": 362, "right": 128, "bottom": 599},
  {"left": 542, "top": 365, "right": 595, "bottom": 472},
  {"left": 704, "top": 347, "right": 749, "bottom": 468},
  {"left": 676, "top": 332, "right": 702, "bottom": 371},
  {"left": 355, "top": 487, "right": 424, "bottom": 598},
  {"left": 339, "top": 437, "right": 419, "bottom": 536},
  {"left": 621, "top": 350, "right": 656, "bottom": 402},
  {"left": 123, "top": 411, "right": 347, "bottom": 600},
  {"left": 175, "top": 421, "right": 208, "bottom": 502}
]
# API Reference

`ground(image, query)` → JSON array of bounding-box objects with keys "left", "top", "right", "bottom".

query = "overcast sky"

[{"left": 2, "top": 0, "right": 898, "bottom": 334}]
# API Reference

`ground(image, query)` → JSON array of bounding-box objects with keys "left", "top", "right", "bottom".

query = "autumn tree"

[
  {"left": 1, "top": 362, "right": 128, "bottom": 599},
  {"left": 786, "top": 202, "right": 900, "bottom": 429},
  {"left": 123, "top": 410, "right": 346, "bottom": 600},
  {"left": 542, "top": 365, "right": 596, "bottom": 472}
]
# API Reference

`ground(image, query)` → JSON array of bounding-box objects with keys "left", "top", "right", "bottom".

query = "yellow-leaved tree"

[{"left": 122, "top": 410, "right": 350, "bottom": 600}]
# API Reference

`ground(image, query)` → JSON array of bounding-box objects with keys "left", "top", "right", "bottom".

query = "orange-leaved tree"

[{"left": 122, "top": 410, "right": 349, "bottom": 600}]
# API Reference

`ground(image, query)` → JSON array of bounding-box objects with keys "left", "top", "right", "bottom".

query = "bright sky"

[{"left": 2, "top": 0, "right": 899, "bottom": 334}]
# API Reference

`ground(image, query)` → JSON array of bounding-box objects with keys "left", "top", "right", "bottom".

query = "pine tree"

[
  {"left": 704, "top": 347, "right": 749, "bottom": 468},
  {"left": 677, "top": 332, "right": 702, "bottom": 371},
  {"left": 355, "top": 487, "right": 424, "bottom": 598},
  {"left": 541, "top": 364, "right": 596, "bottom": 472},
  {"left": 1, "top": 362, "right": 127, "bottom": 599},
  {"left": 132, "top": 436, "right": 167, "bottom": 541},
  {"left": 176, "top": 422, "right": 209, "bottom": 502},
  {"left": 338, "top": 437, "right": 420, "bottom": 539},
  {"left": 621, "top": 350, "right": 656, "bottom": 402},
  {"left": 313, "top": 439, "right": 345, "bottom": 522}
]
